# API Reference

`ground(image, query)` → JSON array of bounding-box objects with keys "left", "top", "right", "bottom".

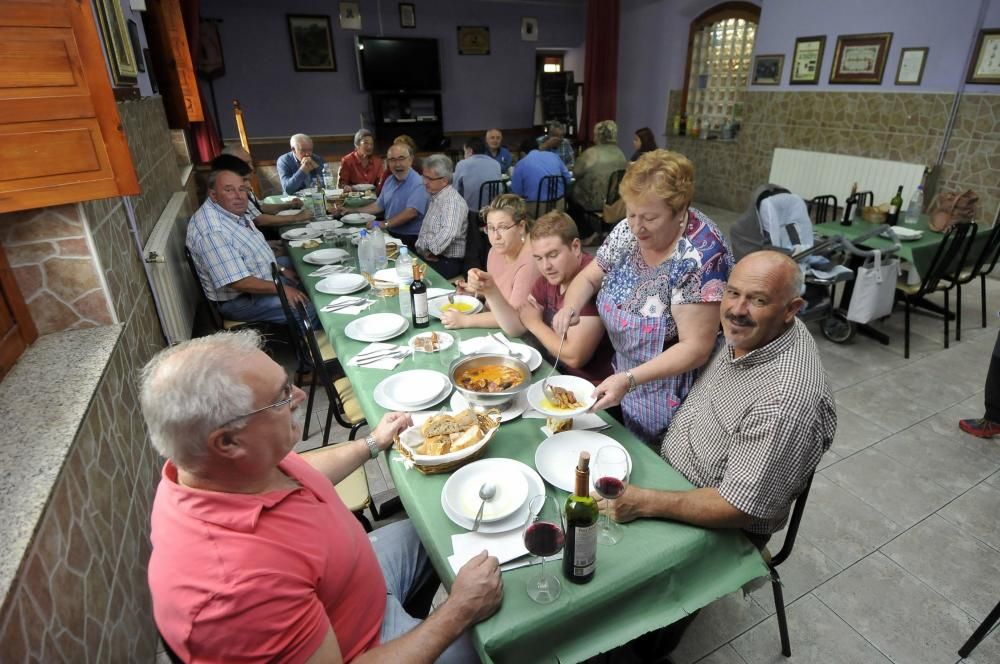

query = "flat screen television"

[{"left": 355, "top": 36, "right": 441, "bottom": 91}]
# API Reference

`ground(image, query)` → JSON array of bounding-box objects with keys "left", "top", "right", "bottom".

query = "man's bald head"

[{"left": 721, "top": 251, "right": 805, "bottom": 358}]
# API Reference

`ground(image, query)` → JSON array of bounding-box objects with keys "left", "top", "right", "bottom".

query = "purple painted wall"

[
  {"left": 753, "top": 0, "right": 1000, "bottom": 93},
  {"left": 199, "top": 0, "right": 586, "bottom": 140}
]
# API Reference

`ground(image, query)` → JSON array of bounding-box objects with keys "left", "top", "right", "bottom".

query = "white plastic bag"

[{"left": 846, "top": 250, "right": 899, "bottom": 324}]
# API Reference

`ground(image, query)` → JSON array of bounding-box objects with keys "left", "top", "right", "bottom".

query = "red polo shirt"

[
  {"left": 149, "top": 453, "right": 386, "bottom": 663},
  {"left": 338, "top": 151, "right": 385, "bottom": 193}
]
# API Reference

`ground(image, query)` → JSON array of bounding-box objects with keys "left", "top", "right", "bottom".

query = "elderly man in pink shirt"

[{"left": 141, "top": 330, "right": 502, "bottom": 663}]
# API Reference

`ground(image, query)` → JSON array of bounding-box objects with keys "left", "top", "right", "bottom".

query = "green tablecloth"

[
  {"left": 813, "top": 216, "right": 988, "bottom": 276},
  {"left": 285, "top": 230, "right": 767, "bottom": 664}
]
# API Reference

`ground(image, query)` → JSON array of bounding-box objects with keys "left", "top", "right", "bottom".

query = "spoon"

[
  {"left": 491, "top": 332, "right": 514, "bottom": 355},
  {"left": 543, "top": 328, "right": 568, "bottom": 402},
  {"left": 472, "top": 481, "right": 497, "bottom": 532}
]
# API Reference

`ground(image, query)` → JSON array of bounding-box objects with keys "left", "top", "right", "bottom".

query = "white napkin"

[
  {"left": 347, "top": 342, "right": 411, "bottom": 369},
  {"left": 459, "top": 332, "right": 515, "bottom": 355},
  {"left": 321, "top": 296, "right": 375, "bottom": 315},
  {"left": 307, "top": 265, "right": 350, "bottom": 277},
  {"left": 448, "top": 530, "right": 528, "bottom": 574}
]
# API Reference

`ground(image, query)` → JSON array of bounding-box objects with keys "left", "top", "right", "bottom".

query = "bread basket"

[
  {"left": 862, "top": 206, "right": 888, "bottom": 224},
  {"left": 394, "top": 409, "right": 501, "bottom": 474}
]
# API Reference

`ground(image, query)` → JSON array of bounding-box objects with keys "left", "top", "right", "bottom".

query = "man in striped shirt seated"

[{"left": 415, "top": 154, "right": 468, "bottom": 280}]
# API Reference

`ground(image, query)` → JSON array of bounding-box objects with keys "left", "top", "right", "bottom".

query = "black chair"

[
  {"left": 768, "top": 472, "right": 815, "bottom": 657},
  {"left": 463, "top": 212, "right": 489, "bottom": 273},
  {"left": 952, "top": 209, "right": 1000, "bottom": 340},
  {"left": 477, "top": 178, "right": 506, "bottom": 211},
  {"left": 894, "top": 222, "right": 978, "bottom": 358},
  {"left": 959, "top": 598, "right": 1000, "bottom": 658},
  {"left": 808, "top": 194, "right": 838, "bottom": 225},
  {"left": 184, "top": 247, "right": 281, "bottom": 337},
  {"left": 533, "top": 174, "right": 566, "bottom": 219},
  {"left": 855, "top": 190, "right": 874, "bottom": 211}
]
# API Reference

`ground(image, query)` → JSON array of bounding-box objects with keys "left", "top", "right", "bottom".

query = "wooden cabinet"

[
  {"left": 0, "top": 244, "right": 37, "bottom": 381},
  {"left": 0, "top": 0, "right": 140, "bottom": 213}
]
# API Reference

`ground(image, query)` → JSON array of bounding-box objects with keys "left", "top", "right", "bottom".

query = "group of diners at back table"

[{"left": 174, "top": 125, "right": 837, "bottom": 661}]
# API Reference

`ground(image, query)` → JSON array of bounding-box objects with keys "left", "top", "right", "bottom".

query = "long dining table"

[{"left": 283, "top": 223, "right": 767, "bottom": 664}]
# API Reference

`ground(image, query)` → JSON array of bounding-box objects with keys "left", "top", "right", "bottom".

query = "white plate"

[
  {"left": 375, "top": 376, "right": 452, "bottom": 412},
  {"left": 440, "top": 459, "right": 545, "bottom": 533},
  {"left": 316, "top": 273, "right": 368, "bottom": 295},
  {"left": 527, "top": 375, "right": 595, "bottom": 417},
  {"left": 342, "top": 213, "right": 376, "bottom": 225},
  {"left": 352, "top": 183, "right": 376, "bottom": 192},
  {"left": 443, "top": 459, "right": 529, "bottom": 522},
  {"left": 380, "top": 370, "right": 449, "bottom": 407},
  {"left": 408, "top": 331, "right": 456, "bottom": 353},
  {"left": 429, "top": 295, "right": 484, "bottom": 318},
  {"left": 460, "top": 336, "right": 543, "bottom": 371},
  {"left": 398, "top": 410, "right": 502, "bottom": 465},
  {"left": 307, "top": 219, "right": 344, "bottom": 231},
  {"left": 534, "top": 431, "right": 632, "bottom": 493},
  {"left": 345, "top": 313, "right": 409, "bottom": 342},
  {"left": 325, "top": 189, "right": 345, "bottom": 199},
  {"left": 372, "top": 267, "right": 401, "bottom": 284},
  {"left": 281, "top": 227, "right": 321, "bottom": 240},
  {"left": 450, "top": 390, "right": 529, "bottom": 423},
  {"left": 277, "top": 209, "right": 303, "bottom": 217},
  {"left": 303, "top": 248, "right": 350, "bottom": 265}
]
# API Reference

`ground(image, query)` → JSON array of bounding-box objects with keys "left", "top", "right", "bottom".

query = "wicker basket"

[
  {"left": 862, "top": 206, "right": 888, "bottom": 224},
  {"left": 394, "top": 410, "right": 501, "bottom": 475}
]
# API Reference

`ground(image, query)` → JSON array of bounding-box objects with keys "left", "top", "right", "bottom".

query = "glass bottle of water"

[
  {"left": 904, "top": 186, "right": 924, "bottom": 226},
  {"left": 396, "top": 247, "right": 413, "bottom": 317},
  {"left": 358, "top": 230, "right": 374, "bottom": 280},
  {"left": 370, "top": 222, "right": 388, "bottom": 271}
]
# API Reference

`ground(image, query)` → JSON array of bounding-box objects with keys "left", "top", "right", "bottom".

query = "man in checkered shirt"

[{"left": 601, "top": 250, "right": 836, "bottom": 549}]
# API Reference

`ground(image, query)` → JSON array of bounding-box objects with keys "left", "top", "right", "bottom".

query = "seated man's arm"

[
  {"left": 606, "top": 485, "right": 753, "bottom": 530},
  {"left": 192, "top": 231, "right": 304, "bottom": 304},
  {"left": 229, "top": 275, "right": 311, "bottom": 308},
  {"left": 302, "top": 413, "right": 411, "bottom": 486},
  {"left": 383, "top": 207, "right": 419, "bottom": 231},
  {"left": 522, "top": 302, "right": 604, "bottom": 369},
  {"left": 307, "top": 552, "right": 502, "bottom": 664}
]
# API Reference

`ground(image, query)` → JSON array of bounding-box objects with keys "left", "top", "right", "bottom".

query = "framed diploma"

[
  {"left": 967, "top": 29, "right": 1000, "bottom": 84},
  {"left": 895, "top": 47, "right": 927, "bottom": 85},
  {"left": 457, "top": 26, "right": 490, "bottom": 55},
  {"left": 830, "top": 33, "right": 892, "bottom": 84},
  {"left": 790, "top": 36, "right": 825, "bottom": 85},
  {"left": 752, "top": 54, "right": 784, "bottom": 85}
]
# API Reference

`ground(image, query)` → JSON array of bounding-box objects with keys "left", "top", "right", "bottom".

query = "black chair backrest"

[
  {"left": 294, "top": 301, "right": 353, "bottom": 424},
  {"left": 463, "top": 212, "right": 488, "bottom": 273},
  {"left": 918, "top": 222, "right": 978, "bottom": 296},
  {"left": 808, "top": 195, "right": 838, "bottom": 225},
  {"left": 184, "top": 246, "right": 224, "bottom": 330},
  {"left": 270, "top": 262, "right": 309, "bottom": 363},
  {"left": 534, "top": 174, "right": 565, "bottom": 218},
  {"left": 958, "top": 210, "right": 1000, "bottom": 286},
  {"left": 477, "top": 179, "right": 505, "bottom": 211},
  {"left": 606, "top": 169, "right": 626, "bottom": 205},
  {"left": 855, "top": 191, "right": 874, "bottom": 210},
  {"left": 769, "top": 472, "right": 814, "bottom": 568}
]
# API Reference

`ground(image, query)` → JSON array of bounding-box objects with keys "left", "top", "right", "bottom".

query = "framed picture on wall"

[
  {"left": 287, "top": 15, "right": 337, "bottom": 72},
  {"left": 895, "top": 47, "right": 928, "bottom": 85},
  {"left": 830, "top": 32, "right": 892, "bottom": 84},
  {"left": 752, "top": 54, "right": 784, "bottom": 85},
  {"left": 127, "top": 19, "right": 145, "bottom": 74},
  {"left": 399, "top": 3, "right": 416, "bottom": 29},
  {"left": 967, "top": 29, "right": 1000, "bottom": 84},
  {"left": 457, "top": 26, "right": 490, "bottom": 55},
  {"left": 521, "top": 17, "right": 538, "bottom": 42},
  {"left": 790, "top": 35, "right": 825, "bottom": 84},
  {"left": 339, "top": 2, "right": 362, "bottom": 31},
  {"left": 94, "top": 0, "right": 139, "bottom": 85}
]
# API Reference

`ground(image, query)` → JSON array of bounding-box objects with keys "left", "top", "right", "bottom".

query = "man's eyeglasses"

[
  {"left": 387, "top": 156, "right": 411, "bottom": 163},
  {"left": 486, "top": 223, "right": 517, "bottom": 235},
  {"left": 422, "top": 174, "right": 447, "bottom": 182},
  {"left": 219, "top": 381, "right": 294, "bottom": 429}
]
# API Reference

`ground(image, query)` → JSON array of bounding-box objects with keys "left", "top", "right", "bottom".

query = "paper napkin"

[
  {"left": 347, "top": 342, "right": 411, "bottom": 370},
  {"left": 321, "top": 296, "right": 375, "bottom": 315}
]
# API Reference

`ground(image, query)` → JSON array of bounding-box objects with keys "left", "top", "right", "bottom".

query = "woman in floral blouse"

[{"left": 553, "top": 150, "right": 732, "bottom": 446}]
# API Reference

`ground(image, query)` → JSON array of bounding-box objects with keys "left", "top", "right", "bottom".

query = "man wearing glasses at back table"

[{"left": 336, "top": 143, "right": 428, "bottom": 252}]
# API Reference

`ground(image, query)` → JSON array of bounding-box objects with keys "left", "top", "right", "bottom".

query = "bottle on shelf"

[
  {"left": 370, "top": 222, "right": 389, "bottom": 271},
  {"left": 887, "top": 185, "right": 904, "bottom": 226},
  {"left": 396, "top": 247, "right": 413, "bottom": 318},
  {"left": 563, "top": 451, "right": 598, "bottom": 584},
  {"left": 357, "top": 230, "right": 374, "bottom": 280},
  {"left": 905, "top": 185, "right": 924, "bottom": 226},
  {"left": 841, "top": 182, "right": 858, "bottom": 226},
  {"left": 410, "top": 262, "right": 429, "bottom": 328}
]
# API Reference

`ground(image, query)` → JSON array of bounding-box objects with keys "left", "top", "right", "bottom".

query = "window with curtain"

[{"left": 682, "top": 3, "right": 760, "bottom": 137}]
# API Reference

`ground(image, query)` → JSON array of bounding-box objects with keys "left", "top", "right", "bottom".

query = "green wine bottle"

[
  {"left": 563, "top": 451, "right": 598, "bottom": 584},
  {"left": 887, "top": 185, "right": 903, "bottom": 226}
]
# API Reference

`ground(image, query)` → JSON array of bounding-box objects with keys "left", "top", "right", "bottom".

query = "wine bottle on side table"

[
  {"left": 563, "top": 451, "right": 598, "bottom": 584},
  {"left": 410, "top": 263, "right": 429, "bottom": 328}
]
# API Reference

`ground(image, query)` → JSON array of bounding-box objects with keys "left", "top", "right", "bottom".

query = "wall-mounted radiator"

[
  {"left": 768, "top": 148, "right": 926, "bottom": 207},
  {"left": 143, "top": 192, "right": 198, "bottom": 345}
]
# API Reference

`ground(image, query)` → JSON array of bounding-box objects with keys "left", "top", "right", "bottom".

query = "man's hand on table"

[
  {"left": 589, "top": 372, "right": 629, "bottom": 411},
  {"left": 372, "top": 412, "right": 413, "bottom": 451},
  {"left": 447, "top": 551, "right": 503, "bottom": 625},
  {"left": 291, "top": 207, "right": 313, "bottom": 222},
  {"left": 283, "top": 198, "right": 304, "bottom": 210},
  {"left": 283, "top": 284, "right": 310, "bottom": 307},
  {"left": 269, "top": 240, "right": 287, "bottom": 256},
  {"left": 593, "top": 484, "right": 650, "bottom": 524}
]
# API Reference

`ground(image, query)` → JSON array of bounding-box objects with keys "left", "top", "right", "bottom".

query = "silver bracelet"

[
  {"left": 365, "top": 434, "right": 380, "bottom": 459},
  {"left": 624, "top": 370, "right": 638, "bottom": 394}
]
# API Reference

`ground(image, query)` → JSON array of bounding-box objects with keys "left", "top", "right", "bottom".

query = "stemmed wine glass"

[
  {"left": 594, "top": 445, "right": 630, "bottom": 546},
  {"left": 522, "top": 494, "right": 565, "bottom": 604}
]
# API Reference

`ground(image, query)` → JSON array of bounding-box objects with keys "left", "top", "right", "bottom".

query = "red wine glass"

[
  {"left": 594, "top": 445, "right": 630, "bottom": 545},
  {"left": 522, "top": 494, "right": 565, "bottom": 604}
]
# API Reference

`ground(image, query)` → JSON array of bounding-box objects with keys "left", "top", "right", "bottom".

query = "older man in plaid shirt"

[{"left": 415, "top": 154, "right": 468, "bottom": 280}]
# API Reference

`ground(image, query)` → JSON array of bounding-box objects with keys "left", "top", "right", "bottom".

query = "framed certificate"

[
  {"left": 895, "top": 47, "right": 928, "bottom": 85},
  {"left": 752, "top": 54, "right": 784, "bottom": 85},
  {"left": 457, "top": 26, "right": 490, "bottom": 55},
  {"left": 967, "top": 29, "right": 1000, "bottom": 84},
  {"left": 790, "top": 36, "right": 825, "bottom": 84},
  {"left": 830, "top": 33, "right": 892, "bottom": 84}
]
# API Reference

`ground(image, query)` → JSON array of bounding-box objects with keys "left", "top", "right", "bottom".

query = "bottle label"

[
  {"left": 413, "top": 292, "right": 429, "bottom": 323},
  {"left": 570, "top": 522, "right": 597, "bottom": 575},
  {"left": 889, "top": 205, "right": 899, "bottom": 214}
]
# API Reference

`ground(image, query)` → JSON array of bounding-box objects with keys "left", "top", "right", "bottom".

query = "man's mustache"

[{"left": 726, "top": 314, "right": 755, "bottom": 328}]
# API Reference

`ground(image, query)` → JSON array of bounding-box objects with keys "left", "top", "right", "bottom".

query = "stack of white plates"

[
  {"left": 342, "top": 213, "right": 376, "bottom": 225},
  {"left": 441, "top": 458, "right": 545, "bottom": 532},
  {"left": 281, "top": 227, "right": 321, "bottom": 240},
  {"left": 345, "top": 313, "right": 409, "bottom": 342},
  {"left": 352, "top": 183, "right": 376, "bottom": 192},
  {"left": 325, "top": 188, "right": 345, "bottom": 198},
  {"left": 307, "top": 219, "right": 344, "bottom": 231},
  {"left": 316, "top": 273, "right": 368, "bottom": 295},
  {"left": 277, "top": 209, "right": 303, "bottom": 217},
  {"left": 304, "top": 248, "right": 350, "bottom": 265},
  {"left": 534, "top": 431, "right": 632, "bottom": 493},
  {"left": 374, "top": 370, "right": 451, "bottom": 411}
]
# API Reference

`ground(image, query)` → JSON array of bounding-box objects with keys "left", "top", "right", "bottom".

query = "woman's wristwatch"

[{"left": 624, "top": 370, "right": 638, "bottom": 394}]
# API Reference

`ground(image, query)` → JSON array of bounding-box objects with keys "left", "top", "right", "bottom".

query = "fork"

[
  {"left": 355, "top": 350, "right": 406, "bottom": 366},
  {"left": 322, "top": 297, "right": 366, "bottom": 312},
  {"left": 542, "top": 327, "right": 568, "bottom": 401}
]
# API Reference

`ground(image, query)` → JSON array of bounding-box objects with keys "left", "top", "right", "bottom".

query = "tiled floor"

[{"left": 290, "top": 202, "right": 1000, "bottom": 663}]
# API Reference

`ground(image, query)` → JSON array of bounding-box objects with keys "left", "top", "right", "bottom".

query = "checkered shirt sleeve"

[
  {"left": 187, "top": 200, "right": 277, "bottom": 301},
  {"left": 416, "top": 187, "right": 468, "bottom": 258}
]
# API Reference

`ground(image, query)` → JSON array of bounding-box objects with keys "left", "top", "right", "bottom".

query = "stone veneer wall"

[
  {"left": 665, "top": 90, "right": 1000, "bottom": 222},
  {"left": 0, "top": 96, "right": 186, "bottom": 661}
]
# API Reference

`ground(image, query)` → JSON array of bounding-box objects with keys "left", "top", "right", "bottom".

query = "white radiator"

[
  {"left": 143, "top": 192, "right": 198, "bottom": 345},
  {"left": 768, "top": 148, "right": 926, "bottom": 208}
]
